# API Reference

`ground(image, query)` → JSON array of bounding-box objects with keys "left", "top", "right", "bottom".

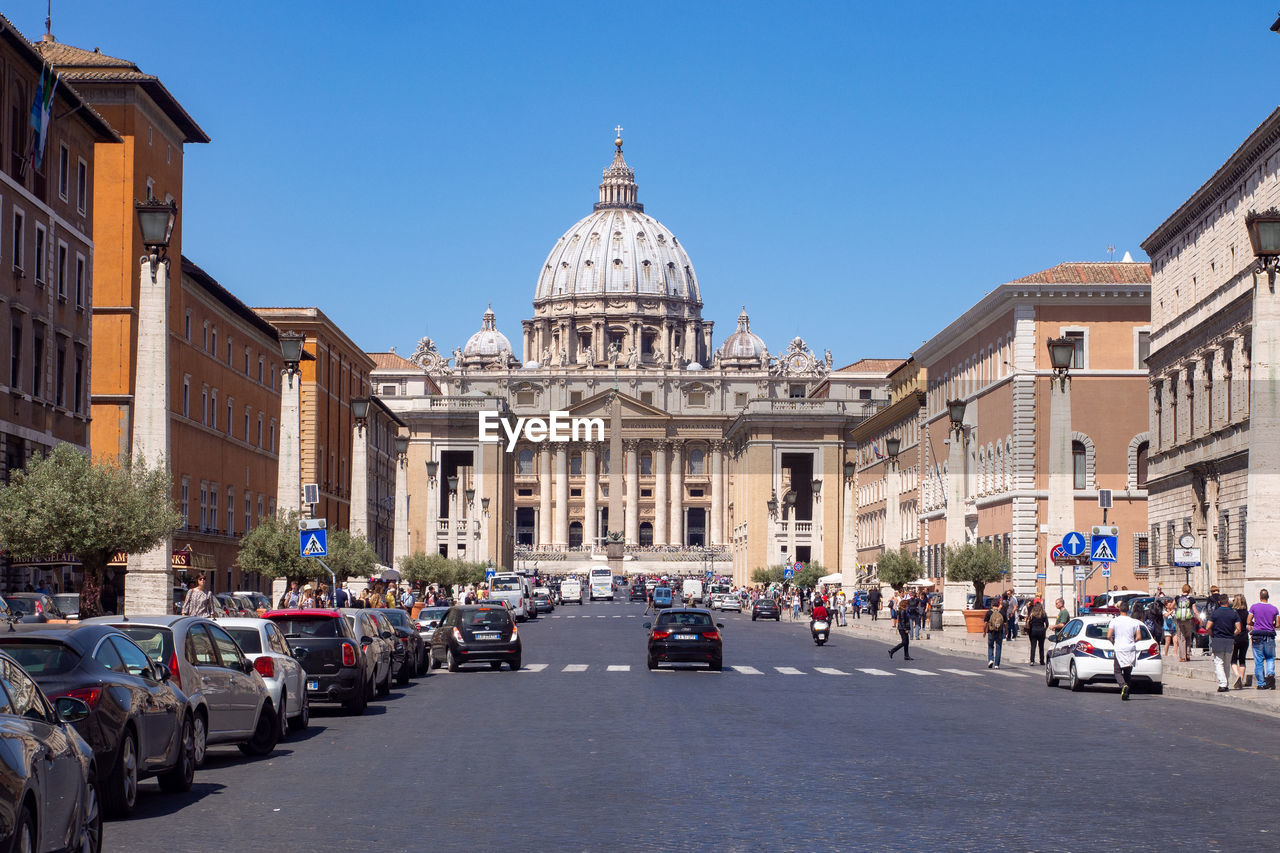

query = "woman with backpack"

[
  {"left": 985, "top": 599, "right": 1005, "bottom": 668},
  {"left": 1174, "top": 584, "right": 1197, "bottom": 661},
  {"left": 1026, "top": 601, "right": 1049, "bottom": 665}
]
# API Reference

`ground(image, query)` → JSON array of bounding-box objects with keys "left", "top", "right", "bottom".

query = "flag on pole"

[
  {"left": 872, "top": 443, "right": 884, "bottom": 460},
  {"left": 29, "top": 64, "right": 58, "bottom": 170}
]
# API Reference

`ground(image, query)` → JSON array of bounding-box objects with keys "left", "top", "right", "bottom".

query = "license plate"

[
  {"left": 674, "top": 633, "right": 697, "bottom": 640},
  {"left": 474, "top": 632, "right": 500, "bottom": 640},
  {"left": 307, "top": 680, "right": 319, "bottom": 690}
]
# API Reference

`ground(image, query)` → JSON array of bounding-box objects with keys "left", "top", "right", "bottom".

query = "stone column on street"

[
  {"left": 126, "top": 255, "right": 174, "bottom": 616},
  {"left": 1047, "top": 375, "right": 1076, "bottom": 616},
  {"left": 425, "top": 459, "right": 439, "bottom": 557},
  {"left": 885, "top": 457, "right": 901, "bottom": 553},
  {"left": 538, "top": 442, "right": 552, "bottom": 546},
  {"left": 554, "top": 444, "right": 569, "bottom": 547},
  {"left": 1245, "top": 280, "right": 1279, "bottom": 603},
  {"left": 942, "top": 422, "right": 969, "bottom": 627},
  {"left": 669, "top": 440, "right": 684, "bottom": 547},
  {"left": 653, "top": 440, "right": 669, "bottom": 546},
  {"left": 349, "top": 420, "right": 368, "bottom": 540},
  {"left": 710, "top": 441, "right": 724, "bottom": 546},
  {"left": 624, "top": 439, "right": 639, "bottom": 545},
  {"left": 583, "top": 442, "right": 599, "bottom": 550},
  {"left": 840, "top": 467, "right": 856, "bottom": 584},
  {"left": 393, "top": 447, "right": 410, "bottom": 567}
]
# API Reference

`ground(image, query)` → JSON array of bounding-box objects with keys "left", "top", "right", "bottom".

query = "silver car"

[
  {"left": 220, "top": 617, "right": 310, "bottom": 739},
  {"left": 84, "top": 615, "right": 279, "bottom": 766},
  {"left": 416, "top": 606, "right": 450, "bottom": 642}
]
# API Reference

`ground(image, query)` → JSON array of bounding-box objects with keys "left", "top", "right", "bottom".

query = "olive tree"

[
  {"left": 945, "top": 542, "right": 1009, "bottom": 609},
  {"left": 0, "top": 444, "right": 181, "bottom": 618},
  {"left": 876, "top": 548, "right": 923, "bottom": 592},
  {"left": 237, "top": 512, "right": 377, "bottom": 588}
]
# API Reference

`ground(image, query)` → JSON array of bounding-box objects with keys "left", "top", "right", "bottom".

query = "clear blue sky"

[{"left": 22, "top": 2, "right": 1280, "bottom": 363}]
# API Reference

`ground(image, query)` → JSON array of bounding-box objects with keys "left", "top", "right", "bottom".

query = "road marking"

[
  {"left": 992, "top": 669, "right": 1030, "bottom": 678},
  {"left": 855, "top": 668, "right": 894, "bottom": 676},
  {"left": 606, "top": 665, "right": 630, "bottom": 671},
  {"left": 940, "top": 668, "right": 982, "bottom": 677},
  {"left": 597, "top": 615, "right": 607, "bottom": 619},
  {"left": 900, "top": 668, "right": 936, "bottom": 676},
  {"left": 731, "top": 665, "right": 763, "bottom": 675},
  {"left": 563, "top": 664, "right": 589, "bottom": 672},
  {"left": 775, "top": 666, "right": 805, "bottom": 675},
  {"left": 612, "top": 615, "right": 622, "bottom": 618},
  {"left": 521, "top": 664, "right": 548, "bottom": 672},
  {"left": 815, "top": 667, "right": 849, "bottom": 676}
]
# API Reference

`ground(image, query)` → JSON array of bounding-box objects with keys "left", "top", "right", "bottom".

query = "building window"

[
  {"left": 381, "top": 385, "right": 397, "bottom": 396},
  {"left": 1166, "top": 521, "right": 1176, "bottom": 564},
  {"left": 227, "top": 488, "right": 235, "bottom": 537},
  {"left": 76, "top": 158, "right": 88, "bottom": 213},
  {"left": 8, "top": 319, "right": 20, "bottom": 390},
  {"left": 1064, "top": 330, "right": 1085, "bottom": 369},
  {"left": 789, "top": 384, "right": 805, "bottom": 399},
  {"left": 1240, "top": 508, "right": 1247, "bottom": 557},
  {"left": 211, "top": 327, "right": 217, "bottom": 355},
  {"left": 226, "top": 398, "right": 233, "bottom": 434},
  {"left": 199, "top": 482, "right": 208, "bottom": 531},
  {"left": 639, "top": 521, "right": 653, "bottom": 546},
  {"left": 688, "top": 391, "right": 706, "bottom": 407},
  {"left": 734, "top": 392, "right": 748, "bottom": 407},
  {"left": 244, "top": 494, "right": 252, "bottom": 534},
  {"left": 689, "top": 449, "right": 705, "bottom": 475},
  {"left": 182, "top": 377, "right": 190, "bottom": 417},
  {"left": 145, "top": 176, "right": 154, "bottom": 199},
  {"left": 55, "top": 244, "right": 67, "bottom": 299},
  {"left": 210, "top": 389, "right": 218, "bottom": 430},
  {"left": 1219, "top": 511, "right": 1229, "bottom": 562},
  {"left": 516, "top": 390, "right": 535, "bottom": 406},
  {"left": 1135, "top": 441, "right": 1149, "bottom": 489},
  {"left": 202, "top": 323, "right": 209, "bottom": 351},
  {"left": 201, "top": 387, "right": 208, "bottom": 425},
  {"left": 640, "top": 391, "right": 654, "bottom": 405},
  {"left": 257, "top": 495, "right": 264, "bottom": 522},
  {"left": 184, "top": 312, "right": 191, "bottom": 341},
  {"left": 74, "top": 255, "right": 85, "bottom": 308},
  {"left": 569, "top": 391, "right": 582, "bottom": 404},
  {"left": 1136, "top": 330, "right": 1151, "bottom": 369},
  {"left": 1135, "top": 534, "right": 1149, "bottom": 571},
  {"left": 226, "top": 338, "right": 233, "bottom": 365},
  {"left": 180, "top": 478, "right": 190, "bottom": 528},
  {"left": 640, "top": 453, "right": 652, "bottom": 476},
  {"left": 11, "top": 210, "right": 24, "bottom": 272},
  {"left": 1072, "top": 441, "right": 1087, "bottom": 490},
  {"left": 57, "top": 145, "right": 69, "bottom": 199},
  {"left": 1150, "top": 524, "right": 1160, "bottom": 567},
  {"left": 73, "top": 349, "right": 83, "bottom": 414},
  {"left": 33, "top": 224, "right": 45, "bottom": 285},
  {"left": 570, "top": 454, "right": 582, "bottom": 476},
  {"left": 517, "top": 449, "right": 533, "bottom": 475},
  {"left": 257, "top": 415, "right": 263, "bottom": 447},
  {"left": 31, "top": 325, "right": 43, "bottom": 398},
  {"left": 244, "top": 347, "right": 250, "bottom": 375},
  {"left": 209, "top": 485, "right": 218, "bottom": 533},
  {"left": 859, "top": 389, "right": 872, "bottom": 400},
  {"left": 269, "top": 421, "right": 276, "bottom": 452},
  {"left": 258, "top": 357, "right": 264, "bottom": 383},
  {"left": 243, "top": 408, "right": 250, "bottom": 441},
  {"left": 54, "top": 342, "right": 65, "bottom": 407}
]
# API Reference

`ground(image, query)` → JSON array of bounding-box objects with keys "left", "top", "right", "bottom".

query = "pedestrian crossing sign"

[
  {"left": 1090, "top": 534, "right": 1117, "bottom": 564},
  {"left": 300, "top": 529, "right": 327, "bottom": 558}
]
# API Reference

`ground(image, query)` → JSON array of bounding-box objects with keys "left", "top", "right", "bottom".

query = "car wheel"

[
  {"left": 78, "top": 762, "right": 103, "bottom": 853},
  {"left": 508, "top": 656, "right": 521, "bottom": 671},
  {"left": 192, "top": 712, "right": 208, "bottom": 768},
  {"left": 1068, "top": 662, "right": 1083, "bottom": 692},
  {"left": 396, "top": 660, "right": 412, "bottom": 686},
  {"left": 364, "top": 672, "right": 376, "bottom": 700},
  {"left": 377, "top": 663, "right": 392, "bottom": 696},
  {"left": 1045, "top": 662, "right": 1059, "bottom": 688},
  {"left": 447, "top": 648, "right": 461, "bottom": 672},
  {"left": 288, "top": 694, "right": 310, "bottom": 733},
  {"left": 276, "top": 691, "right": 289, "bottom": 741},
  {"left": 238, "top": 704, "right": 280, "bottom": 757},
  {"left": 416, "top": 650, "right": 428, "bottom": 677},
  {"left": 752, "top": 615, "right": 757, "bottom": 621},
  {"left": 104, "top": 729, "right": 139, "bottom": 818},
  {"left": 158, "top": 715, "right": 196, "bottom": 793},
  {"left": 12, "top": 804, "right": 34, "bottom": 853},
  {"left": 1151, "top": 682, "right": 1164, "bottom": 695},
  {"left": 709, "top": 659, "right": 723, "bottom": 672},
  {"left": 343, "top": 685, "right": 367, "bottom": 716},
  {"left": 646, "top": 655, "right": 657, "bottom": 670},
  {"left": 489, "top": 660, "right": 502, "bottom": 670},
  {"left": 776, "top": 615, "right": 781, "bottom": 621},
  {"left": 430, "top": 652, "right": 442, "bottom": 670}
]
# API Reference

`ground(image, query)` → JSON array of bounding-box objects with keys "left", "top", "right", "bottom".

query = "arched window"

[
  {"left": 568, "top": 521, "right": 583, "bottom": 548},
  {"left": 689, "top": 448, "right": 705, "bottom": 475},
  {"left": 570, "top": 453, "right": 582, "bottom": 476},
  {"left": 640, "top": 453, "right": 652, "bottom": 476},
  {"left": 639, "top": 521, "right": 653, "bottom": 546},
  {"left": 517, "top": 448, "right": 533, "bottom": 475},
  {"left": 1072, "top": 441, "right": 1087, "bottom": 490},
  {"left": 1136, "top": 441, "right": 1149, "bottom": 488}
]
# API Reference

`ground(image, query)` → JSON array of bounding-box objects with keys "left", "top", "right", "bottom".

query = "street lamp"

[
  {"left": 481, "top": 496, "right": 491, "bottom": 513},
  {"left": 279, "top": 332, "right": 306, "bottom": 375},
  {"left": 135, "top": 198, "right": 176, "bottom": 260},
  {"left": 885, "top": 436, "right": 901, "bottom": 460},
  {"left": 447, "top": 475, "right": 459, "bottom": 494},
  {"left": 351, "top": 396, "right": 370, "bottom": 425},
  {"left": 425, "top": 459, "right": 438, "bottom": 482},
  {"left": 810, "top": 477, "right": 822, "bottom": 496},
  {"left": 1046, "top": 336, "right": 1076, "bottom": 375},
  {"left": 1245, "top": 207, "right": 1280, "bottom": 273},
  {"left": 946, "top": 398, "right": 967, "bottom": 432},
  {"left": 394, "top": 435, "right": 409, "bottom": 459},
  {"left": 465, "top": 487, "right": 476, "bottom": 506},
  {"left": 767, "top": 491, "right": 779, "bottom": 518},
  {"left": 843, "top": 461, "right": 855, "bottom": 480}
]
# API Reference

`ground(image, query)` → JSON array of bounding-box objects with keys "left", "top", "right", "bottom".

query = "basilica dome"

[
  {"left": 534, "top": 138, "right": 700, "bottom": 305},
  {"left": 719, "top": 308, "right": 767, "bottom": 369},
  {"left": 461, "top": 306, "right": 515, "bottom": 368}
]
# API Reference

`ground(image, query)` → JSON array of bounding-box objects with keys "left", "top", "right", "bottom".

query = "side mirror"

[
  {"left": 241, "top": 659, "right": 255, "bottom": 675},
  {"left": 716, "top": 623, "right": 725, "bottom": 629},
  {"left": 55, "top": 696, "right": 91, "bottom": 724},
  {"left": 292, "top": 647, "right": 307, "bottom": 659},
  {"left": 381, "top": 631, "right": 393, "bottom": 640},
  {"left": 642, "top": 622, "right": 652, "bottom": 629},
  {"left": 154, "top": 663, "right": 173, "bottom": 682},
  {"left": 360, "top": 636, "right": 374, "bottom": 646}
]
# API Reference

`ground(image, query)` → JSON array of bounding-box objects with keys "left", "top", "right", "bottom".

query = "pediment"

[{"left": 565, "top": 389, "right": 670, "bottom": 419}]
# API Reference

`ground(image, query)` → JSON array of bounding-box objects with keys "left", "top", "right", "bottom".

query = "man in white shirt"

[{"left": 1107, "top": 600, "right": 1145, "bottom": 701}]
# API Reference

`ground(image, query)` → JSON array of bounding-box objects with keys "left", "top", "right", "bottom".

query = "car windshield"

[
  {"left": 418, "top": 608, "right": 448, "bottom": 623},
  {"left": 379, "top": 610, "right": 410, "bottom": 628},
  {"left": 656, "top": 612, "right": 713, "bottom": 628},
  {"left": 224, "top": 628, "right": 263, "bottom": 654},
  {"left": 114, "top": 626, "right": 175, "bottom": 664},
  {"left": 463, "top": 609, "right": 511, "bottom": 628},
  {"left": 490, "top": 578, "right": 521, "bottom": 591},
  {"left": 270, "top": 617, "right": 341, "bottom": 638},
  {"left": 0, "top": 641, "right": 81, "bottom": 675},
  {"left": 1085, "top": 623, "right": 1153, "bottom": 641},
  {"left": 53, "top": 594, "right": 79, "bottom": 611}
]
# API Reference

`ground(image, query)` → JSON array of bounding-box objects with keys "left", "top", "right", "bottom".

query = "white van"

[
  {"left": 682, "top": 578, "right": 704, "bottom": 606},
  {"left": 560, "top": 578, "right": 584, "bottom": 605},
  {"left": 490, "top": 573, "right": 533, "bottom": 621}
]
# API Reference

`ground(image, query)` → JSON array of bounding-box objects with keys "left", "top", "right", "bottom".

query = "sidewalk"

[{"left": 813, "top": 612, "right": 1280, "bottom": 717}]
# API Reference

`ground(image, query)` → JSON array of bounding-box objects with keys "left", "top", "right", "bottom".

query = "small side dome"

[
  {"left": 718, "top": 307, "right": 767, "bottom": 368},
  {"left": 460, "top": 305, "right": 517, "bottom": 369}
]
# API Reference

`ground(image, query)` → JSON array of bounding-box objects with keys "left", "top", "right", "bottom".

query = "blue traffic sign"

[
  {"left": 705, "top": 569, "right": 713, "bottom": 580},
  {"left": 1061, "top": 532, "right": 1087, "bottom": 558},
  {"left": 1101, "top": 567, "right": 1111, "bottom": 577},
  {"left": 300, "top": 529, "right": 327, "bottom": 558},
  {"left": 1090, "top": 535, "right": 1118, "bottom": 564},
  {"left": 1036, "top": 573, "right": 1047, "bottom": 580},
  {"left": 783, "top": 566, "right": 795, "bottom": 580},
  {"left": 485, "top": 568, "right": 496, "bottom": 580}
]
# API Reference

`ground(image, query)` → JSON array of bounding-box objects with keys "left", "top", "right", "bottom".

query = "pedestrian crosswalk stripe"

[
  {"left": 815, "top": 667, "right": 849, "bottom": 675},
  {"left": 521, "top": 664, "right": 548, "bottom": 672},
  {"left": 606, "top": 665, "right": 630, "bottom": 672},
  {"left": 940, "top": 668, "right": 982, "bottom": 677},
  {"left": 900, "top": 668, "right": 936, "bottom": 676},
  {"left": 565, "top": 615, "right": 576, "bottom": 619},
  {"left": 563, "top": 664, "right": 589, "bottom": 672},
  {"left": 856, "top": 668, "right": 894, "bottom": 676},
  {"left": 992, "top": 669, "right": 1029, "bottom": 678},
  {"left": 612, "top": 615, "right": 622, "bottom": 618},
  {"left": 774, "top": 666, "right": 805, "bottom": 675},
  {"left": 731, "top": 665, "right": 763, "bottom": 675}
]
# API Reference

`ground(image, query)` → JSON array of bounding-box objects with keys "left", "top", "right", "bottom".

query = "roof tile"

[{"left": 1011, "top": 262, "right": 1151, "bottom": 285}]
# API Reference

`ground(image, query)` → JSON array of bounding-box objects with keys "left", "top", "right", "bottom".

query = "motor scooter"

[{"left": 811, "top": 618, "right": 830, "bottom": 646}]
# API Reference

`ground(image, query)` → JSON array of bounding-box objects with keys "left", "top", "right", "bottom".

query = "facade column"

[
  {"left": 1175, "top": 365, "right": 1192, "bottom": 443},
  {"left": 654, "top": 440, "right": 669, "bottom": 546},
  {"left": 393, "top": 447, "right": 410, "bottom": 566},
  {"left": 1231, "top": 335, "right": 1249, "bottom": 424},
  {"left": 350, "top": 420, "right": 368, "bottom": 540},
  {"left": 624, "top": 439, "right": 640, "bottom": 545},
  {"left": 538, "top": 442, "right": 552, "bottom": 546},
  {"left": 710, "top": 440, "right": 724, "bottom": 546},
  {"left": 554, "top": 445, "right": 569, "bottom": 547},
  {"left": 126, "top": 255, "right": 174, "bottom": 616},
  {"left": 942, "top": 422, "right": 969, "bottom": 627},
  {"left": 1047, "top": 375, "right": 1076, "bottom": 615},
  {"left": 1193, "top": 358, "right": 1210, "bottom": 438},
  {"left": 669, "top": 440, "right": 684, "bottom": 546},
  {"left": 1160, "top": 375, "right": 1176, "bottom": 449},
  {"left": 583, "top": 442, "right": 599, "bottom": 550}
]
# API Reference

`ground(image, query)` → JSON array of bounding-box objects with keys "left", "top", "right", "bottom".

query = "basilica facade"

[{"left": 371, "top": 136, "right": 890, "bottom": 583}]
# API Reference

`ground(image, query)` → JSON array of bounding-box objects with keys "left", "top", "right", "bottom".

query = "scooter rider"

[{"left": 811, "top": 600, "right": 830, "bottom": 637}]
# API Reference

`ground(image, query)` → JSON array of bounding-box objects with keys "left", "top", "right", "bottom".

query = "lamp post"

[
  {"left": 884, "top": 434, "right": 903, "bottom": 558},
  {"left": 392, "top": 434, "right": 410, "bottom": 567},
  {"left": 941, "top": 399, "right": 968, "bottom": 627},
  {"left": 464, "top": 487, "right": 476, "bottom": 562},
  {"left": 447, "top": 474, "right": 459, "bottom": 559},
  {"left": 1045, "top": 337, "right": 1077, "bottom": 612},
  {"left": 784, "top": 489, "right": 798, "bottom": 572},
  {"left": 479, "top": 495, "right": 491, "bottom": 565},
  {"left": 276, "top": 332, "right": 306, "bottom": 519},
  {"left": 841, "top": 460, "right": 856, "bottom": 583},
  {"left": 424, "top": 459, "right": 439, "bottom": 557},
  {"left": 124, "top": 199, "right": 178, "bottom": 616},
  {"left": 350, "top": 397, "right": 370, "bottom": 541}
]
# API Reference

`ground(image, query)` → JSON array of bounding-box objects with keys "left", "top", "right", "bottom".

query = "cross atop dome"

[
  {"left": 596, "top": 127, "right": 642, "bottom": 212},
  {"left": 614, "top": 124, "right": 624, "bottom": 149}
]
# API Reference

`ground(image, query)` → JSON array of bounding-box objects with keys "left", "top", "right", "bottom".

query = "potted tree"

[
  {"left": 875, "top": 548, "right": 922, "bottom": 594},
  {"left": 945, "top": 543, "right": 1010, "bottom": 633}
]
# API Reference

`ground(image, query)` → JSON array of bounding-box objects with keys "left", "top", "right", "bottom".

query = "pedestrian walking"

[
  {"left": 180, "top": 573, "right": 215, "bottom": 617},
  {"left": 1173, "top": 584, "right": 1196, "bottom": 661},
  {"left": 1004, "top": 592, "right": 1020, "bottom": 641},
  {"left": 1026, "top": 600, "right": 1049, "bottom": 665},
  {"left": 791, "top": 593, "right": 801, "bottom": 622},
  {"left": 1230, "top": 594, "right": 1251, "bottom": 689},
  {"left": 1205, "top": 596, "right": 1242, "bottom": 692},
  {"left": 1248, "top": 589, "right": 1278, "bottom": 690},
  {"left": 888, "top": 600, "right": 915, "bottom": 661},
  {"left": 909, "top": 592, "right": 924, "bottom": 640},
  {"left": 868, "top": 587, "right": 881, "bottom": 621},
  {"left": 1162, "top": 599, "right": 1177, "bottom": 657},
  {"left": 1107, "top": 600, "right": 1144, "bottom": 701},
  {"left": 984, "top": 599, "right": 1005, "bottom": 669},
  {"left": 1053, "top": 598, "right": 1071, "bottom": 634}
]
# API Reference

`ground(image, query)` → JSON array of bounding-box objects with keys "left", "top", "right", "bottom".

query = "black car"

[
  {"left": 372, "top": 608, "right": 429, "bottom": 681},
  {"left": 751, "top": 598, "right": 782, "bottom": 621},
  {"left": 0, "top": 648, "right": 102, "bottom": 852},
  {"left": 0, "top": 624, "right": 197, "bottom": 818},
  {"left": 5, "top": 592, "right": 68, "bottom": 622},
  {"left": 644, "top": 608, "right": 724, "bottom": 671},
  {"left": 430, "top": 605, "right": 521, "bottom": 671},
  {"left": 629, "top": 585, "right": 647, "bottom": 602}
]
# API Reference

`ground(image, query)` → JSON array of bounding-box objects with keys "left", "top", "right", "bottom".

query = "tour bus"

[{"left": 589, "top": 566, "right": 614, "bottom": 601}]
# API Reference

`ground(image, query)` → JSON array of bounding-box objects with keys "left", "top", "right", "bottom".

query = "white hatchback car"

[
  {"left": 220, "top": 617, "right": 310, "bottom": 737},
  {"left": 1045, "top": 615, "right": 1163, "bottom": 694}
]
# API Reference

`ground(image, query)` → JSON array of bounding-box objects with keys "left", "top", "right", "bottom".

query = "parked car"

[
  {"left": 644, "top": 608, "right": 724, "bottom": 671},
  {"left": 415, "top": 606, "right": 450, "bottom": 643},
  {"left": 219, "top": 617, "right": 310, "bottom": 737},
  {"left": 0, "top": 649, "right": 102, "bottom": 852},
  {"left": 430, "top": 605, "right": 521, "bottom": 671},
  {"left": 6, "top": 592, "right": 68, "bottom": 622},
  {"left": 84, "top": 614, "right": 279, "bottom": 765},
  {"left": 53, "top": 593, "right": 82, "bottom": 620},
  {"left": 264, "top": 609, "right": 373, "bottom": 715},
  {"left": 532, "top": 590, "right": 555, "bottom": 615},
  {"left": 234, "top": 591, "right": 273, "bottom": 615},
  {"left": 372, "top": 608, "right": 428, "bottom": 682},
  {"left": 752, "top": 598, "right": 782, "bottom": 621},
  {"left": 172, "top": 587, "right": 228, "bottom": 617},
  {"left": 214, "top": 593, "right": 251, "bottom": 618},
  {"left": 1045, "top": 615, "right": 1163, "bottom": 693},
  {"left": 0, "top": 624, "right": 196, "bottom": 816},
  {"left": 342, "top": 609, "right": 397, "bottom": 696}
]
